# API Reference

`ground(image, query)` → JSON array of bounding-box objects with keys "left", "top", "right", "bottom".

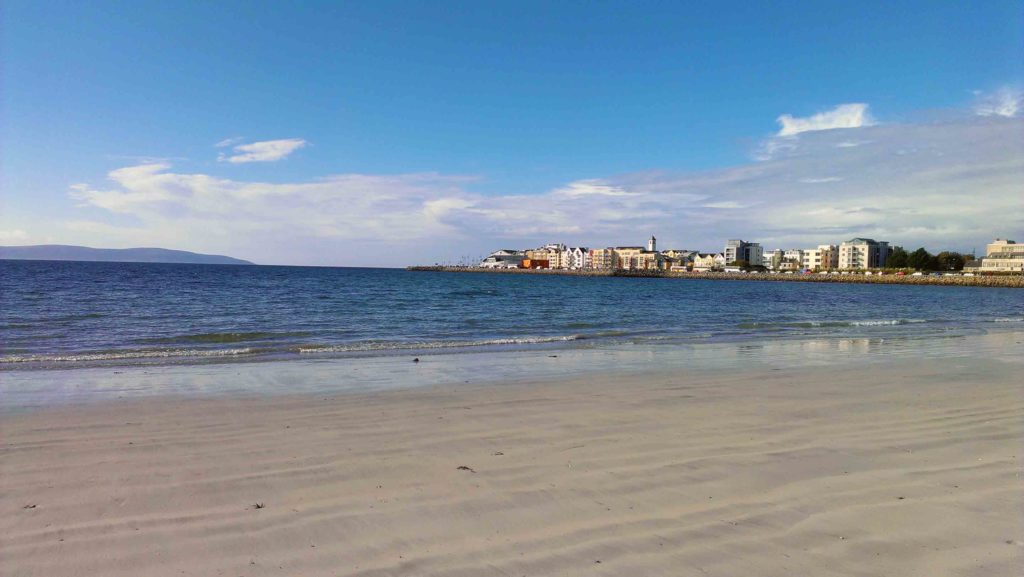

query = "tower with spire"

[{"left": 647, "top": 235, "right": 657, "bottom": 253}]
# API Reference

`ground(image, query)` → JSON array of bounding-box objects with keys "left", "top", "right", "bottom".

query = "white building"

[
  {"left": 479, "top": 249, "right": 523, "bottom": 268},
  {"left": 782, "top": 249, "right": 805, "bottom": 270},
  {"left": 977, "top": 239, "right": 1024, "bottom": 272},
  {"left": 801, "top": 245, "right": 839, "bottom": 271},
  {"left": 762, "top": 249, "right": 783, "bottom": 270},
  {"left": 838, "top": 238, "right": 889, "bottom": 269},
  {"left": 564, "top": 247, "right": 590, "bottom": 270}
]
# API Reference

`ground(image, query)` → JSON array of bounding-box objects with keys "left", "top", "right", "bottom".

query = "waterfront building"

[
  {"left": 586, "top": 238, "right": 669, "bottom": 270},
  {"left": 614, "top": 246, "right": 664, "bottom": 270},
  {"left": 724, "top": 239, "right": 763, "bottom": 266},
  {"left": 564, "top": 247, "right": 590, "bottom": 270},
  {"left": 838, "top": 238, "right": 889, "bottom": 269},
  {"left": 779, "top": 249, "right": 804, "bottom": 271},
  {"left": 662, "top": 249, "right": 697, "bottom": 263},
  {"left": 761, "top": 249, "right": 783, "bottom": 270},
  {"left": 802, "top": 245, "right": 839, "bottom": 271},
  {"left": 693, "top": 253, "right": 725, "bottom": 272},
  {"left": 521, "top": 258, "right": 549, "bottom": 269},
  {"left": 526, "top": 244, "right": 566, "bottom": 269},
  {"left": 977, "top": 239, "right": 1024, "bottom": 272},
  {"left": 479, "top": 249, "right": 524, "bottom": 268},
  {"left": 589, "top": 248, "right": 618, "bottom": 270}
]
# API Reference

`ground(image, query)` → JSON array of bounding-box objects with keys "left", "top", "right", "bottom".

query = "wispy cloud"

[
  {"left": 0, "top": 229, "right": 30, "bottom": 243},
  {"left": 215, "top": 136, "right": 245, "bottom": 148},
  {"left": 799, "top": 177, "right": 843, "bottom": 184},
  {"left": 973, "top": 86, "right": 1021, "bottom": 118},
  {"left": 553, "top": 180, "right": 640, "bottom": 197},
  {"left": 218, "top": 138, "right": 308, "bottom": 163},
  {"left": 776, "top": 103, "right": 875, "bottom": 137}
]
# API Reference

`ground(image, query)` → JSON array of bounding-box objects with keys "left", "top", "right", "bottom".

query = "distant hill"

[{"left": 0, "top": 245, "right": 254, "bottom": 265}]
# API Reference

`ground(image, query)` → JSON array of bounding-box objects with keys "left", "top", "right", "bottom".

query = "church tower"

[{"left": 647, "top": 235, "right": 657, "bottom": 252}]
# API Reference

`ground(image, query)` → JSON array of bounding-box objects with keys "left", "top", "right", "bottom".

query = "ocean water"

[{"left": 2, "top": 260, "right": 1023, "bottom": 370}]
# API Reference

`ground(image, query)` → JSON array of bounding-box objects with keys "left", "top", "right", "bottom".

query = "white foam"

[
  {"left": 297, "top": 335, "right": 581, "bottom": 354},
  {"left": 0, "top": 348, "right": 255, "bottom": 364}
]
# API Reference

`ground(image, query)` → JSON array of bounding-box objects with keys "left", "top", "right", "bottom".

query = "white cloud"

[
  {"left": 702, "top": 201, "right": 745, "bottom": 209},
  {"left": 218, "top": 138, "right": 307, "bottom": 163},
  {"left": 215, "top": 136, "right": 245, "bottom": 148},
  {"left": 776, "top": 103, "right": 875, "bottom": 136},
  {"left": 0, "top": 229, "right": 30, "bottom": 243},
  {"left": 58, "top": 112, "right": 1023, "bottom": 265},
  {"left": 552, "top": 180, "right": 640, "bottom": 197},
  {"left": 974, "top": 87, "right": 1021, "bottom": 118}
]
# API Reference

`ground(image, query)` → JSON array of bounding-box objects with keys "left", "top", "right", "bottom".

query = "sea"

[{"left": 3, "top": 259, "right": 1023, "bottom": 367}]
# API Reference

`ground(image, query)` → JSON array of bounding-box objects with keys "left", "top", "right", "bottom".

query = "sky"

[{"left": 1, "top": 0, "right": 1022, "bottom": 266}]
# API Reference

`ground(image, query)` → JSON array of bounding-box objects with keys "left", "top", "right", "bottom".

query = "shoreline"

[
  {"left": 2, "top": 346, "right": 1021, "bottom": 576},
  {"left": 407, "top": 265, "right": 1024, "bottom": 287}
]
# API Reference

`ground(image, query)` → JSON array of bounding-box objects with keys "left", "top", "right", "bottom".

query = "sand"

[{"left": 2, "top": 360, "right": 1021, "bottom": 576}]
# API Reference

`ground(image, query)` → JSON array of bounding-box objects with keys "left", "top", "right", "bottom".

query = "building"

[
  {"left": 724, "top": 239, "right": 763, "bottom": 266},
  {"left": 777, "top": 249, "right": 805, "bottom": 271},
  {"left": 801, "top": 245, "right": 839, "bottom": 271},
  {"left": 526, "top": 244, "right": 566, "bottom": 269},
  {"left": 761, "top": 249, "right": 783, "bottom": 270},
  {"left": 977, "top": 239, "right": 1024, "bottom": 272},
  {"left": 614, "top": 246, "right": 663, "bottom": 270},
  {"left": 479, "top": 249, "right": 523, "bottom": 268},
  {"left": 662, "top": 249, "right": 697, "bottom": 262},
  {"left": 587, "top": 238, "right": 669, "bottom": 270},
  {"left": 693, "top": 253, "right": 725, "bottom": 272},
  {"left": 589, "top": 248, "right": 618, "bottom": 270},
  {"left": 521, "top": 258, "right": 549, "bottom": 269},
  {"left": 838, "top": 238, "right": 889, "bottom": 269},
  {"left": 564, "top": 247, "right": 590, "bottom": 270}
]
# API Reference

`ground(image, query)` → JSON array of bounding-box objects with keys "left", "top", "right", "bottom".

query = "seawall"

[{"left": 406, "top": 266, "right": 1024, "bottom": 288}]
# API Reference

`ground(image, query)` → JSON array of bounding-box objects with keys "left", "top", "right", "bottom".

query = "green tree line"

[{"left": 888, "top": 247, "right": 969, "bottom": 271}]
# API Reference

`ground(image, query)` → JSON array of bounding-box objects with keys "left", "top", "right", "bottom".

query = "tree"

[
  {"left": 907, "top": 247, "right": 938, "bottom": 271},
  {"left": 936, "top": 251, "right": 966, "bottom": 271},
  {"left": 888, "top": 246, "right": 909, "bottom": 268}
]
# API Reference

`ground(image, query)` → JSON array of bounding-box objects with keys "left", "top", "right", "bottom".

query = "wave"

[
  {"left": 738, "top": 319, "right": 929, "bottom": 329},
  {"left": 1, "top": 331, "right": 640, "bottom": 365},
  {"left": 0, "top": 347, "right": 255, "bottom": 364},
  {"left": 296, "top": 335, "right": 583, "bottom": 354},
  {"left": 140, "top": 331, "right": 312, "bottom": 344},
  {"left": 991, "top": 317, "right": 1023, "bottom": 323}
]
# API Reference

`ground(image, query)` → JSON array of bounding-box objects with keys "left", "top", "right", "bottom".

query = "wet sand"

[{"left": 2, "top": 358, "right": 1022, "bottom": 576}]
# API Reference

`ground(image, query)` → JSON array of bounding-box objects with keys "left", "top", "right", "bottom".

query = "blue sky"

[{"left": 2, "top": 1, "right": 1022, "bottom": 265}]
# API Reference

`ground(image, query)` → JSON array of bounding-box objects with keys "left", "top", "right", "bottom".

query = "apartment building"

[
  {"left": 564, "top": 247, "right": 590, "bottom": 269},
  {"left": 838, "top": 238, "right": 889, "bottom": 269},
  {"left": 801, "top": 245, "right": 839, "bottom": 271},
  {"left": 978, "top": 239, "right": 1024, "bottom": 272},
  {"left": 724, "top": 239, "right": 763, "bottom": 266}
]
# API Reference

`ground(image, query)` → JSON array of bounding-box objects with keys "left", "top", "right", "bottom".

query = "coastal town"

[{"left": 475, "top": 237, "right": 1024, "bottom": 274}]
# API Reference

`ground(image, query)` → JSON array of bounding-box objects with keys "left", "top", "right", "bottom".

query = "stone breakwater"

[{"left": 407, "top": 266, "right": 1024, "bottom": 288}]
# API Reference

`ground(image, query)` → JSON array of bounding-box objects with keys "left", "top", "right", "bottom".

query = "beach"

[{"left": 3, "top": 338, "right": 1022, "bottom": 576}]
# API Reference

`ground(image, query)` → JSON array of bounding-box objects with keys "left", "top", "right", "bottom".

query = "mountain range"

[{"left": 0, "top": 245, "right": 253, "bottom": 265}]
